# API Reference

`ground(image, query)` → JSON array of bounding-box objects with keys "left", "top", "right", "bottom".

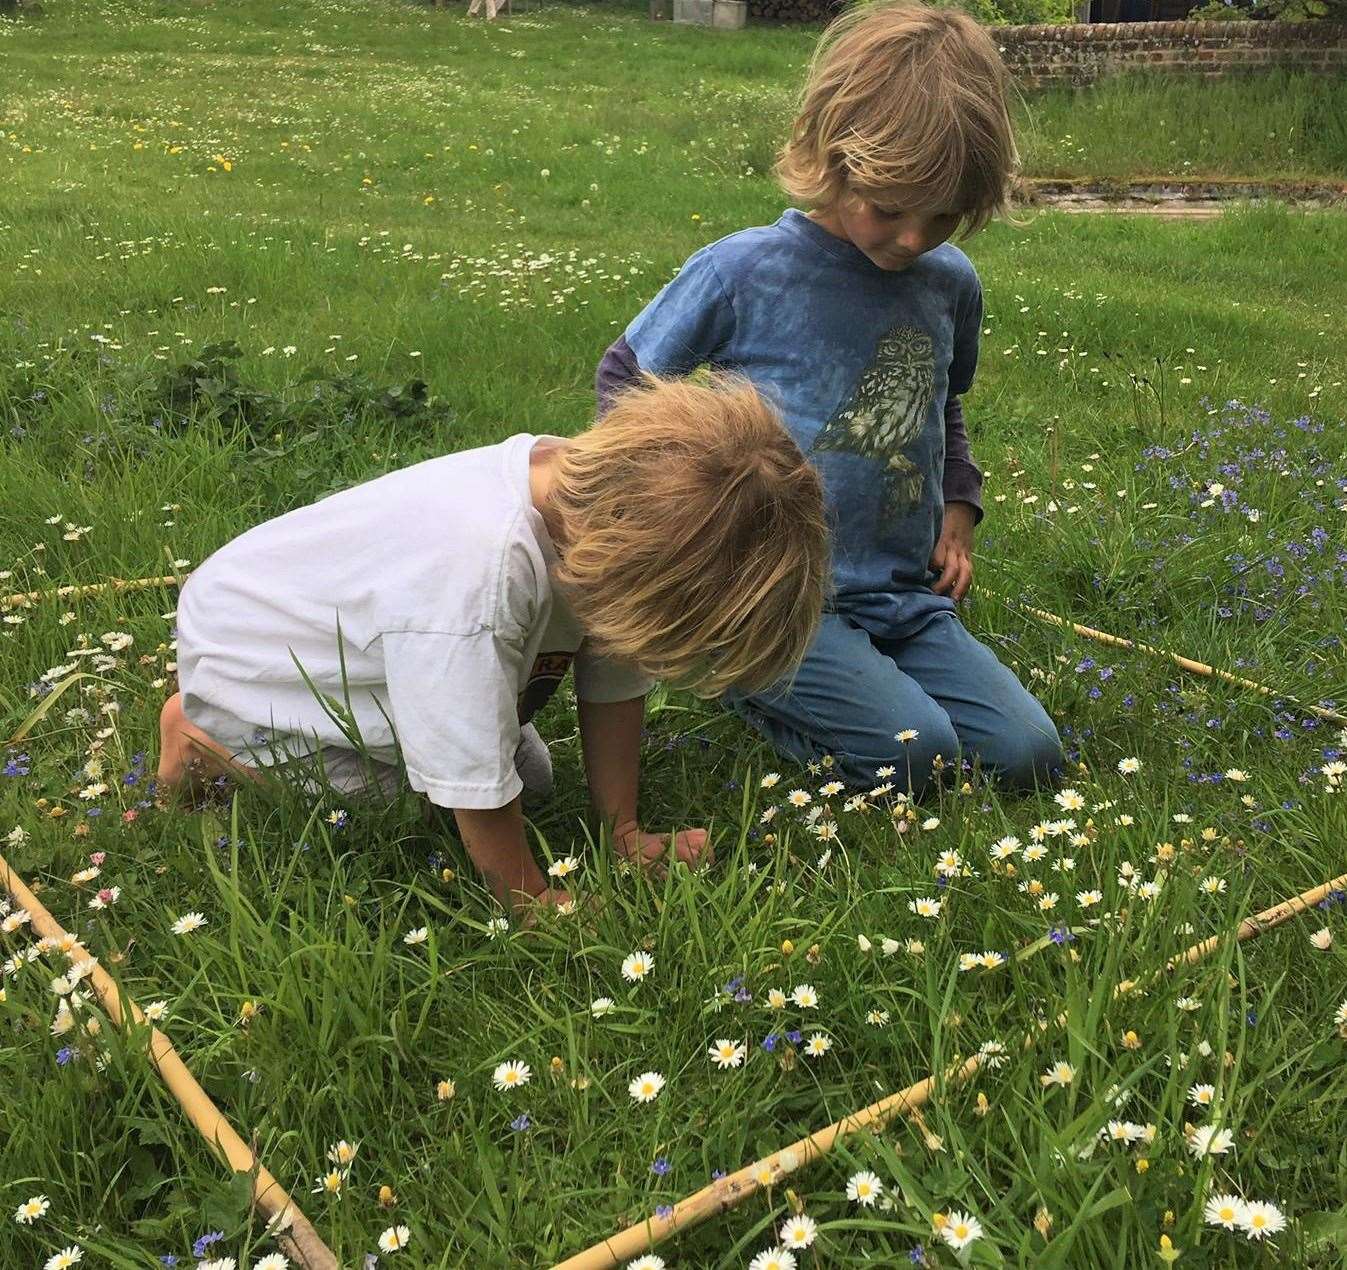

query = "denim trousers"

[{"left": 731, "top": 609, "right": 1062, "bottom": 796}]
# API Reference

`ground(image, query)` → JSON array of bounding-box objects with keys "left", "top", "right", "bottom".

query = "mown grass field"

[{"left": 2, "top": 1, "right": 1346, "bottom": 1267}]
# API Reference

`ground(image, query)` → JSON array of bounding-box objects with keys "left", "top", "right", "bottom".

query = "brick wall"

[{"left": 996, "top": 20, "right": 1347, "bottom": 87}]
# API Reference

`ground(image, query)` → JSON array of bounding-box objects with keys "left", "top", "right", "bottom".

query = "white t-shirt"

[{"left": 176, "top": 434, "right": 652, "bottom": 809}]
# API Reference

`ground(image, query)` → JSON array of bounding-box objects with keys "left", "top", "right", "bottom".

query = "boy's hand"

[
  {"left": 614, "top": 819, "right": 712, "bottom": 873},
  {"left": 930, "top": 501, "right": 977, "bottom": 601}
]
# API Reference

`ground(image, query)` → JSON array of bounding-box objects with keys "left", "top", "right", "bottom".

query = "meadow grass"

[{"left": 2, "top": 1, "right": 1347, "bottom": 1267}]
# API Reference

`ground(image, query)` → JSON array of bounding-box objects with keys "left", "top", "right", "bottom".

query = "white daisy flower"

[
  {"left": 708, "top": 1039, "right": 746, "bottom": 1069},
  {"left": 1204, "top": 1193, "right": 1246, "bottom": 1230},
  {"left": 747, "top": 1249, "right": 795, "bottom": 1270},
  {"left": 940, "top": 1210, "right": 983, "bottom": 1249},
  {"left": 402, "top": 927, "right": 428, "bottom": 946},
  {"left": 790, "top": 983, "right": 819, "bottom": 1009},
  {"left": 1187, "top": 1125, "right": 1234, "bottom": 1158},
  {"left": 628, "top": 1071, "right": 665, "bottom": 1103},
  {"left": 621, "top": 951, "right": 654, "bottom": 983},
  {"left": 492, "top": 1060, "right": 531, "bottom": 1092},
  {"left": 171, "top": 911, "right": 206, "bottom": 936},
  {"left": 1240, "top": 1200, "right": 1286, "bottom": 1240},
  {"left": 778, "top": 1213, "right": 818, "bottom": 1249},
  {"left": 377, "top": 1224, "right": 411, "bottom": 1252},
  {"left": 590, "top": 997, "right": 615, "bottom": 1018},
  {"left": 14, "top": 1194, "right": 50, "bottom": 1224},
  {"left": 846, "top": 1170, "right": 883, "bottom": 1206}
]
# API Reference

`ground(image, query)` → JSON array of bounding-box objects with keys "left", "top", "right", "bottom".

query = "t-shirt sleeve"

[
  {"left": 380, "top": 629, "right": 525, "bottom": 810},
  {"left": 948, "top": 273, "right": 983, "bottom": 398},
  {"left": 624, "top": 246, "right": 737, "bottom": 377},
  {"left": 573, "top": 643, "right": 654, "bottom": 703}
]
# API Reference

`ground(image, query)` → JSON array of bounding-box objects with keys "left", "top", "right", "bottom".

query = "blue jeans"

[{"left": 731, "top": 610, "right": 1062, "bottom": 796}]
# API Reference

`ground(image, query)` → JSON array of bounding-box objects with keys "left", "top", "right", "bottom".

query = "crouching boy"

[{"left": 157, "top": 376, "right": 828, "bottom": 912}]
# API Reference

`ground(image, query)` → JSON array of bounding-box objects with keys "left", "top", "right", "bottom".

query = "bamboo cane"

[
  {"left": 996, "top": 594, "right": 1347, "bottom": 728},
  {"left": 0, "top": 853, "right": 338, "bottom": 1270},
  {"left": 2, "top": 575, "right": 179, "bottom": 609},
  {"left": 554, "top": 871, "right": 1345, "bottom": 1270}
]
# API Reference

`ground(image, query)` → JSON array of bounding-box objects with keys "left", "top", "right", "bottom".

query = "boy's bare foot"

[
  {"left": 156, "top": 692, "right": 261, "bottom": 799},
  {"left": 614, "top": 821, "right": 712, "bottom": 875}
]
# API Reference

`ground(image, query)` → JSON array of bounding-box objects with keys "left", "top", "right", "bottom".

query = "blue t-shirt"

[{"left": 624, "top": 209, "right": 983, "bottom": 640}]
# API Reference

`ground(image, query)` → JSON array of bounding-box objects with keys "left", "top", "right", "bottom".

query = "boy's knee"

[{"left": 980, "top": 724, "right": 1062, "bottom": 790}]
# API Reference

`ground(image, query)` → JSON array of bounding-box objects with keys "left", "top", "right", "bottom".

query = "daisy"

[
  {"left": 846, "top": 1170, "right": 883, "bottom": 1206},
  {"left": 767, "top": 987, "right": 788, "bottom": 1009},
  {"left": 621, "top": 952, "right": 654, "bottom": 983},
  {"left": 624, "top": 1257, "right": 666, "bottom": 1270},
  {"left": 791, "top": 983, "right": 819, "bottom": 1009},
  {"left": 778, "top": 1213, "right": 818, "bottom": 1249},
  {"left": 875, "top": 765, "right": 896, "bottom": 778},
  {"left": 920, "top": 816, "right": 940, "bottom": 831},
  {"left": 143, "top": 1000, "right": 170, "bottom": 1022},
  {"left": 940, "top": 1210, "right": 983, "bottom": 1250},
  {"left": 1204, "top": 1193, "right": 1246, "bottom": 1230},
  {"left": 761, "top": 772, "right": 781, "bottom": 788},
  {"left": 1240, "top": 1201, "right": 1286, "bottom": 1240},
  {"left": 978, "top": 1040, "right": 1009, "bottom": 1069},
  {"left": 935, "top": 849, "right": 962, "bottom": 876},
  {"left": 377, "top": 1224, "right": 411, "bottom": 1252},
  {"left": 909, "top": 897, "right": 942, "bottom": 918},
  {"left": 819, "top": 780, "right": 844, "bottom": 797},
  {"left": 1041, "top": 1061, "right": 1075, "bottom": 1088},
  {"left": 1188, "top": 1125, "right": 1234, "bottom": 1158},
  {"left": 547, "top": 856, "right": 579, "bottom": 879},
  {"left": 708, "top": 1039, "right": 747, "bottom": 1069},
  {"left": 1310, "top": 927, "right": 1333, "bottom": 950},
  {"left": 590, "top": 997, "right": 615, "bottom": 1018},
  {"left": 171, "top": 911, "right": 206, "bottom": 936},
  {"left": 402, "top": 927, "right": 428, "bottom": 945},
  {"left": 1200, "top": 876, "right": 1226, "bottom": 895},
  {"left": 628, "top": 1071, "right": 665, "bottom": 1103},
  {"left": 978, "top": 951, "right": 1006, "bottom": 969},
  {"left": 313, "top": 1169, "right": 344, "bottom": 1195},
  {"left": 1077, "top": 889, "right": 1102, "bottom": 908},
  {"left": 1117, "top": 757, "right": 1141, "bottom": 774},
  {"left": 14, "top": 1194, "right": 50, "bottom": 1224},
  {"left": 253, "top": 1256, "right": 290, "bottom": 1270},
  {"left": 1187, "top": 1083, "right": 1216, "bottom": 1108},
  {"left": 492, "top": 1060, "right": 531, "bottom": 1091},
  {"left": 1022, "top": 843, "right": 1048, "bottom": 864},
  {"left": 804, "top": 1033, "right": 832, "bottom": 1058},
  {"left": 787, "top": 789, "right": 811, "bottom": 807},
  {"left": 990, "top": 836, "right": 1021, "bottom": 860},
  {"left": 866, "top": 1009, "right": 890, "bottom": 1026},
  {"left": 1336, "top": 999, "right": 1347, "bottom": 1029},
  {"left": 45, "top": 1251, "right": 84, "bottom": 1270},
  {"left": 1054, "top": 788, "right": 1085, "bottom": 811},
  {"left": 1223, "top": 769, "right": 1249, "bottom": 782},
  {"left": 1176, "top": 996, "right": 1201, "bottom": 1012},
  {"left": 895, "top": 729, "right": 919, "bottom": 743},
  {"left": 748, "top": 1249, "right": 796, "bottom": 1270},
  {"left": 327, "top": 1140, "right": 358, "bottom": 1167}
]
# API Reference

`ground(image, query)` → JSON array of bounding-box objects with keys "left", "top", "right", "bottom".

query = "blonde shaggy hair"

[
  {"left": 776, "top": 1, "right": 1017, "bottom": 236},
  {"left": 550, "top": 375, "right": 828, "bottom": 698}
]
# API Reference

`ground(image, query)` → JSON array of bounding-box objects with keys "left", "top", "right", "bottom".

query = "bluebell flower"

[
  {"left": 656, "top": 1205, "right": 674, "bottom": 1220},
  {"left": 651, "top": 1157, "right": 671, "bottom": 1176},
  {"left": 192, "top": 1231, "right": 224, "bottom": 1259},
  {"left": 55, "top": 1047, "right": 75, "bottom": 1066},
  {"left": 510, "top": 1114, "right": 531, "bottom": 1133},
  {"left": 785, "top": 1029, "right": 802, "bottom": 1045}
]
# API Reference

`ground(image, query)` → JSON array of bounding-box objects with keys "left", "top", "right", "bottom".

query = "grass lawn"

[{"left": 2, "top": 1, "right": 1347, "bottom": 1267}]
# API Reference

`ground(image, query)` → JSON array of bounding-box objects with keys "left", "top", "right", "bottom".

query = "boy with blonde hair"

[
  {"left": 158, "top": 376, "right": 827, "bottom": 911},
  {"left": 598, "top": 1, "right": 1060, "bottom": 795}
]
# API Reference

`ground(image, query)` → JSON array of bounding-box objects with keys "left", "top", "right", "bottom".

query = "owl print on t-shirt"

[{"left": 811, "top": 324, "right": 935, "bottom": 518}]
